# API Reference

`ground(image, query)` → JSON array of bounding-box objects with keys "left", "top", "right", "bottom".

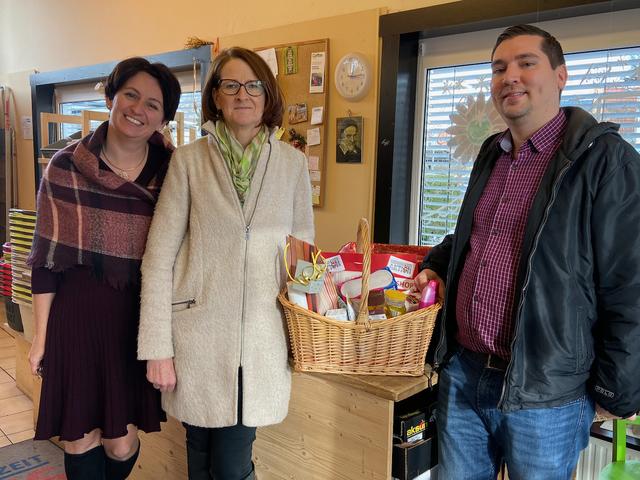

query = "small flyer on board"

[
  {"left": 283, "top": 46, "right": 298, "bottom": 75},
  {"left": 288, "top": 103, "right": 308, "bottom": 124},
  {"left": 309, "top": 52, "right": 326, "bottom": 93}
]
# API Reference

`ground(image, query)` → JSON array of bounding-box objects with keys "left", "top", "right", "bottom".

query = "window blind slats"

[{"left": 419, "top": 46, "right": 640, "bottom": 246}]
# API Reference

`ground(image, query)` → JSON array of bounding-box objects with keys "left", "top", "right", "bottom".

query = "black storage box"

[
  {"left": 394, "top": 410, "right": 427, "bottom": 443},
  {"left": 392, "top": 434, "right": 437, "bottom": 480}
]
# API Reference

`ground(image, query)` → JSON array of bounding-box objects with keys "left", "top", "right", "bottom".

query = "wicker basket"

[{"left": 279, "top": 218, "right": 440, "bottom": 376}]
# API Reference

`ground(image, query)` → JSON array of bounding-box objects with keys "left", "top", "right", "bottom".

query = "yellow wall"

[
  {"left": 1, "top": 0, "right": 453, "bottom": 74},
  {"left": 0, "top": 0, "right": 454, "bottom": 249}
]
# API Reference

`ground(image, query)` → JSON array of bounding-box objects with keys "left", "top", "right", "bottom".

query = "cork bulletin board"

[{"left": 256, "top": 39, "right": 329, "bottom": 207}]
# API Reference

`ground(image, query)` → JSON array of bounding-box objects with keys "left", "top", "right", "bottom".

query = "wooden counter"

[{"left": 254, "top": 368, "right": 438, "bottom": 479}]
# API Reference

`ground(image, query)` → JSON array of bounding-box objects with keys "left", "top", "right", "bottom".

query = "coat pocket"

[
  {"left": 172, "top": 298, "right": 197, "bottom": 312},
  {"left": 575, "top": 307, "right": 593, "bottom": 372}
]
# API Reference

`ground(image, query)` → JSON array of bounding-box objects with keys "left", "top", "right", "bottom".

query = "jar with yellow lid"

[{"left": 384, "top": 289, "right": 407, "bottom": 318}]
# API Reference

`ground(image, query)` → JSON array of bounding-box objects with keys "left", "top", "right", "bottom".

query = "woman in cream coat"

[{"left": 138, "top": 47, "right": 314, "bottom": 480}]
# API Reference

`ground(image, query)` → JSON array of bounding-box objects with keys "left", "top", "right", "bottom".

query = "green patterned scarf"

[{"left": 212, "top": 120, "right": 268, "bottom": 204}]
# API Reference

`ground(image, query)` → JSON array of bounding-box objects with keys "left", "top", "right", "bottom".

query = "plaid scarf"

[
  {"left": 210, "top": 120, "right": 268, "bottom": 204},
  {"left": 27, "top": 121, "right": 174, "bottom": 289}
]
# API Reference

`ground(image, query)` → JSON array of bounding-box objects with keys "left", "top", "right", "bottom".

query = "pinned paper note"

[
  {"left": 257, "top": 48, "right": 279, "bottom": 78},
  {"left": 308, "top": 155, "right": 319, "bottom": 170},
  {"left": 275, "top": 126, "right": 286, "bottom": 140},
  {"left": 307, "top": 127, "right": 321, "bottom": 146},
  {"left": 310, "top": 107, "right": 324, "bottom": 125},
  {"left": 309, "top": 170, "right": 321, "bottom": 182}
]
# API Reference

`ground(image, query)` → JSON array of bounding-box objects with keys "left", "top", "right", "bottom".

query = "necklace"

[{"left": 101, "top": 144, "right": 148, "bottom": 180}]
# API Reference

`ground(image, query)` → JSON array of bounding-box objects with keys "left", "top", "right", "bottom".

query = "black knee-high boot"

[
  {"left": 64, "top": 444, "right": 106, "bottom": 480},
  {"left": 105, "top": 441, "right": 140, "bottom": 480}
]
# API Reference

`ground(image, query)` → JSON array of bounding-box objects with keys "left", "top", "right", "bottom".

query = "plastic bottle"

[{"left": 418, "top": 280, "right": 438, "bottom": 309}]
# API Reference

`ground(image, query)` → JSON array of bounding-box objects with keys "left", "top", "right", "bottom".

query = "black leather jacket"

[{"left": 422, "top": 107, "right": 640, "bottom": 417}]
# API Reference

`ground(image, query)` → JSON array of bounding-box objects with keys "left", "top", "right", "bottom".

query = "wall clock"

[{"left": 334, "top": 53, "right": 372, "bottom": 101}]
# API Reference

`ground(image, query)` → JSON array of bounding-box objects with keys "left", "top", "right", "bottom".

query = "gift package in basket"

[{"left": 279, "top": 218, "right": 441, "bottom": 376}]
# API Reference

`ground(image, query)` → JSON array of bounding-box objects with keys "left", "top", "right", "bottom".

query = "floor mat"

[{"left": 0, "top": 440, "right": 65, "bottom": 479}]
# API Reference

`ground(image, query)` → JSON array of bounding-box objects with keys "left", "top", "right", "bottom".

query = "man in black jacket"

[{"left": 416, "top": 24, "right": 640, "bottom": 479}]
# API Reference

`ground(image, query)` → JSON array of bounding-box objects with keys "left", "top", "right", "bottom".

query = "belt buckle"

[{"left": 485, "top": 354, "right": 503, "bottom": 371}]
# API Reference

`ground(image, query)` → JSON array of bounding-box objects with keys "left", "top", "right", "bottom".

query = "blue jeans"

[{"left": 437, "top": 348, "right": 594, "bottom": 480}]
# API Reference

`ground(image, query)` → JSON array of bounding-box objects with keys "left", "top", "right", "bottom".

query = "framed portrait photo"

[{"left": 336, "top": 116, "right": 363, "bottom": 164}]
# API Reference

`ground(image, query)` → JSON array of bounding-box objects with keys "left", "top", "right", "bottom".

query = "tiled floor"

[{"left": 0, "top": 322, "right": 35, "bottom": 448}]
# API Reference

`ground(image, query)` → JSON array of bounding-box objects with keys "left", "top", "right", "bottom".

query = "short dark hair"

[
  {"left": 104, "top": 57, "right": 182, "bottom": 122},
  {"left": 492, "top": 24, "right": 565, "bottom": 69},
  {"left": 202, "top": 47, "right": 284, "bottom": 128}
]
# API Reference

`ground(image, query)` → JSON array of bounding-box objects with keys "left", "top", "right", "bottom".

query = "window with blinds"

[{"left": 418, "top": 45, "right": 640, "bottom": 246}]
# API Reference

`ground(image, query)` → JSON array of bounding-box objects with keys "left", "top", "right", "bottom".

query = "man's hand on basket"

[{"left": 415, "top": 268, "right": 446, "bottom": 304}]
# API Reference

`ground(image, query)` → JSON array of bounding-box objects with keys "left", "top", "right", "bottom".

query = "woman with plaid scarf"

[{"left": 27, "top": 57, "right": 181, "bottom": 479}]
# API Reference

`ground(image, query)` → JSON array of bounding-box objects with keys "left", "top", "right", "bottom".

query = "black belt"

[{"left": 461, "top": 347, "right": 509, "bottom": 371}]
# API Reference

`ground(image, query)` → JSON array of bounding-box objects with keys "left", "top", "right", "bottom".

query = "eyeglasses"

[{"left": 217, "top": 79, "right": 265, "bottom": 97}]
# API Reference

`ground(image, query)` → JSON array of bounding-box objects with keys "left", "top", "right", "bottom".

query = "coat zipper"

[
  {"left": 237, "top": 142, "right": 271, "bottom": 368},
  {"left": 240, "top": 224, "right": 250, "bottom": 367},
  {"left": 207, "top": 135, "right": 272, "bottom": 422},
  {"left": 208, "top": 136, "right": 271, "bottom": 370},
  {"left": 171, "top": 298, "right": 196, "bottom": 308},
  {"left": 498, "top": 159, "right": 572, "bottom": 409}
]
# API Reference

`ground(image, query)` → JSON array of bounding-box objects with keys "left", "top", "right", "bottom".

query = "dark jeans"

[
  {"left": 437, "top": 348, "right": 594, "bottom": 480},
  {"left": 184, "top": 368, "right": 256, "bottom": 480},
  {"left": 184, "top": 422, "right": 257, "bottom": 480}
]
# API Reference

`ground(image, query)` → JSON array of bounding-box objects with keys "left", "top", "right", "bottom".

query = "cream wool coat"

[{"left": 138, "top": 124, "right": 314, "bottom": 428}]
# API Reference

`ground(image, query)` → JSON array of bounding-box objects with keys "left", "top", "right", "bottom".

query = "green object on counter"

[{"left": 599, "top": 417, "right": 640, "bottom": 480}]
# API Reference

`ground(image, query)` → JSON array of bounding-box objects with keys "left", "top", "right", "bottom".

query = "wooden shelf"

[{"left": 307, "top": 364, "right": 438, "bottom": 402}]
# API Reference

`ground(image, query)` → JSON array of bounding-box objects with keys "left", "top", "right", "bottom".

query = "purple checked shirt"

[{"left": 456, "top": 110, "right": 567, "bottom": 359}]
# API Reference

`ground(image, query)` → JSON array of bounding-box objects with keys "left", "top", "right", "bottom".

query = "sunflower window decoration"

[{"left": 445, "top": 92, "right": 505, "bottom": 164}]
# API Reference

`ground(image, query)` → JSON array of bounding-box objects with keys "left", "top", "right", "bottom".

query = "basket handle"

[{"left": 355, "top": 218, "right": 371, "bottom": 328}]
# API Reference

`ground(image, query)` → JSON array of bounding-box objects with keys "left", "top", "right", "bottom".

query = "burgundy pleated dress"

[{"left": 33, "top": 155, "right": 166, "bottom": 442}]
